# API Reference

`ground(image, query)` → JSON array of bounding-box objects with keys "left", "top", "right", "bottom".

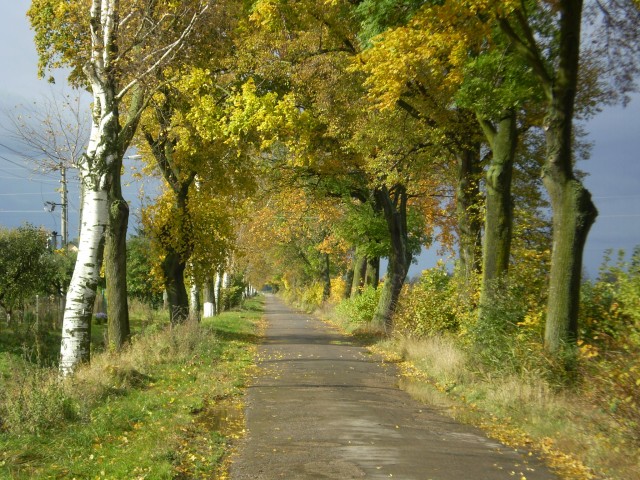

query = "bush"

[
  {"left": 334, "top": 285, "right": 380, "bottom": 325},
  {"left": 578, "top": 248, "right": 640, "bottom": 441},
  {"left": 470, "top": 277, "right": 547, "bottom": 376},
  {"left": 298, "top": 282, "right": 325, "bottom": 312},
  {"left": 394, "top": 266, "right": 472, "bottom": 338},
  {"left": 0, "top": 320, "right": 213, "bottom": 435}
]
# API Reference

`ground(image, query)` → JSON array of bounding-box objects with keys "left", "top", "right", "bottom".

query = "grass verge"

[{"left": 0, "top": 297, "right": 263, "bottom": 479}]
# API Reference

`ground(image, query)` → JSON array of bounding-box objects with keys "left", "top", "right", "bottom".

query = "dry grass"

[
  {"left": 373, "top": 334, "right": 640, "bottom": 480},
  {"left": 1, "top": 319, "right": 207, "bottom": 434},
  {"left": 397, "top": 336, "right": 468, "bottom": 385}
]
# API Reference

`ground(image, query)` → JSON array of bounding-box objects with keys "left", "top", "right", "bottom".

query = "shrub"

[
  {"left": 394, "top": 266, "right": 472, "bottom": 338},
  {"left": 298, "top": 282, "right": 325, "bottom": 312},
  {"left": 578, "top": 248, "right": 640, "bottom": 441},
  {"left": 470, "top": 276, "right": 547, "bottom": 376},
  {"left": 335, "top": 285, "right": 380, "bottom": 326},
  {"left": 0, "top": 320, "right": 213, "bottom": 435}
]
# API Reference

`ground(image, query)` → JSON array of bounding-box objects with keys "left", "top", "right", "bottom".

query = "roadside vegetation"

[
  {"left": 318, "top": 249, "right": 640, "bottom": 480},
  {"left": 0, "top": 296, "right": 263, "bottom": 479},
  {"left": 1, "top": 1, "right": 639, "bottom": 479}
]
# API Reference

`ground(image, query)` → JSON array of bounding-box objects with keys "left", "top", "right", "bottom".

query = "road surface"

[{"left": 229, "top": 295, "right": 557, "bottom": 480}]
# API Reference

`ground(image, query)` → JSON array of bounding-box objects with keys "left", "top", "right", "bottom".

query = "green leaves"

[{"left": 0, "top": 225, "right": 65, "bottom": 311}]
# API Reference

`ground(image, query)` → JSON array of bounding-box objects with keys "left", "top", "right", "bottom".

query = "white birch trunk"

[
  {"left": 215, "top": 270, "right": 224, "bottom": 314},
  {"left": 189, "top": 279, "right": 201, "bottom": 322},
  {"left": 59, "top": 94, "right": 116, "bottom": 374},
  {"left": 59, "top": 176, "right": 109, "bottom": 375},
  {"left": 203, "top": 301, "right": 215, "bottom": 317},
  {"left": 203, "top": 275, "right": 215, "bottom": 317},
  {"left": 60, "top": 0, "right": 118, "bottom": 375}
]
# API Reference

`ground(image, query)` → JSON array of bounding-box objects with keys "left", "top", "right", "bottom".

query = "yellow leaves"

[
  {"left": 577, "top": 340, "right": 599, "bottom": 359},
  {"left": 355, "top": 0, "right": 493, "bottom": 111},
  {"left": 249, "top": 0, "right": 281, "bottom": 27},
  {"left": 517, "top": 310, "right": 543, "bottom": 329}
]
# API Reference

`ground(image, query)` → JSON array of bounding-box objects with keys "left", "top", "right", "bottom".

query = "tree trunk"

[
  {"left": 203, "top": 275, "right": 216, "bottom": 317},
  {"left": 56, "top": 290, "right": 66, "bottom": 329},
  {"left": 322, "top": 254, "right": 331, "bottom": 301},
  {"left": 496, "top": 0, "right": 598, "bottom": 369},
  {"left": 342, "top": 254, "right": 355, "bottom": 299},
  {"left": 60, "top": 186, "right": 108, "bottom": 375},
  {"left": 542, "top": 1, "right": 597, "bottom": 356},
  {"left": 456, "top": 146, "right": 483, "bottom": 287},
  {"left": 189, "top": 279, "right": 201, "bottom": 322},
  {"left": 104, "top": 167, "right": 130, "bottom": 350},
  {"left": 350, "top": 251, "right": 367, "bottom": 297},
  {"left": 373, "top": 185, "right": 412, "bottom": 331},
  {"left": 478, "top": 111, "right": 517, "bottom": 311},
  {"left": 364, "top": 256, "right": 380, "bottom": 288},
  {"left": 215, "top": 269, "right": 224, "bottom": 314},
  {"left": 163, "top": 249, "right": 189, "bottom": 325}
]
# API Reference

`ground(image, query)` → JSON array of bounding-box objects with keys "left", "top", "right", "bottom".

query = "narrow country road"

[{"left": 229, "top": 295, "right": 557, "bottom": 480}]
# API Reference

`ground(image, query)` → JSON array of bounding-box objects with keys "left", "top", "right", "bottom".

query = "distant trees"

[
  {"left": 0, "top": 225, "right": 73, "bottom": 321},
  {"left": 126, "top": 234, "right": 163, "bottom": 309}
]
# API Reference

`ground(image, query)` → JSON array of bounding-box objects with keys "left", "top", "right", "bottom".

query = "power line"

[
  {"left": 0, "top": 174, "right": 80, "bottom": 184},
  {"left": 0, "top": 209, "right": 79, "bottom": 213},
  {"left": 0, "top": 192, "right": 60, "bottom": 196},
  {"left": 0, "top": 152, "right": 31, "bottom": 170},
  {"left": 0, "top": 210, "right": 55, "bottom": 213},
  {"left": 593, "top": 195, "right": 640, "bottom": 200}
]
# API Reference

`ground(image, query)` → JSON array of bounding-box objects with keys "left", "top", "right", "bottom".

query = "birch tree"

[{"left": 29, "top": 0, "right": 209, "bottom": 374}]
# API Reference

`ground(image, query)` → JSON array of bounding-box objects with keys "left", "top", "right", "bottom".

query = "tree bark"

[
  {"left": 455, "top": 146, "right": 483, "bottom": 287},
  {"left": 60, "top": 185, "right": 107, "bottom": 374},
  {"left": 499, "top": 1, "right": 597, "bottom": 360},
  {"left": 350, "top": 250, "right": 367, "bottom": 297},
  {"left": 163, "top": 249, "right": 189, "bottom": 325},
  {"left": 60, "top": 0, "right": 121, "bottom": 374},
  {"left": 189, "top": 278, "right": 201, "bottom": 322},
  {"left": 364, "top": 256, "right": 380, "bottom": 288},
  {"left": 373, "top": 185, "right": 412, "bottom": 331},
  {"left": 104, "top": 186, "right": 130, "bottom": 350},
  {"left": 342, "top": 255, "right": 355, "bottom": 299},
  {"left": 478, "top": 111, "right": 517, "bottom": 311},
  {"left": 215, "top": 270, "right": 224, "bottom": 314},
  {"left": 203, "top": 275, "right": 216, "bottom": 317},
  {"left": 542, "top": 1, "right": 597, "bottom": 356},
  {"left": 322, "top": 254, "right": 331, "bottom": 301},
  {"left": 104, "top": 87, "right": 144, "bottom": 350}
]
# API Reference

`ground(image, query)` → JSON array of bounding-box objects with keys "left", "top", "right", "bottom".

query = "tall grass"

[
  {"left": 0, "top": 297, "right": 263, "bottom": 478},
  {"left": 0, "top": 319, "right": 204, "bottom": 434}
]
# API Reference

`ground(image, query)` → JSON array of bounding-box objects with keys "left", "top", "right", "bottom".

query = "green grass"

[{"left": 0, "top": 296, "right": 263, "bottom": 479}]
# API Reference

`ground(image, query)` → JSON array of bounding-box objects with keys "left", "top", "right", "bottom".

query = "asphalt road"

[{"left": 229, "top": 295, "right": 558, "bottom": 480}]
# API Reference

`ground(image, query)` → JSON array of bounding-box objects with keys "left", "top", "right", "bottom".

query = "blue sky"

[{"left": 1, "top": 2, "right": 639, "bottom": 276}]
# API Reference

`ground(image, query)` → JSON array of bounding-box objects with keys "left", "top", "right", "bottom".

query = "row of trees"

[{"left": 27, "top": 0, "right": 639, "bottom": 375}]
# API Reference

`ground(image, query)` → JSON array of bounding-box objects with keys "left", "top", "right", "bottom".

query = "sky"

[
  {"left": 0, "top": 2, "right": 639, "bottom": 277},
  {"left": 0, "top": 1, "right": 155, "bottom": 247}
]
